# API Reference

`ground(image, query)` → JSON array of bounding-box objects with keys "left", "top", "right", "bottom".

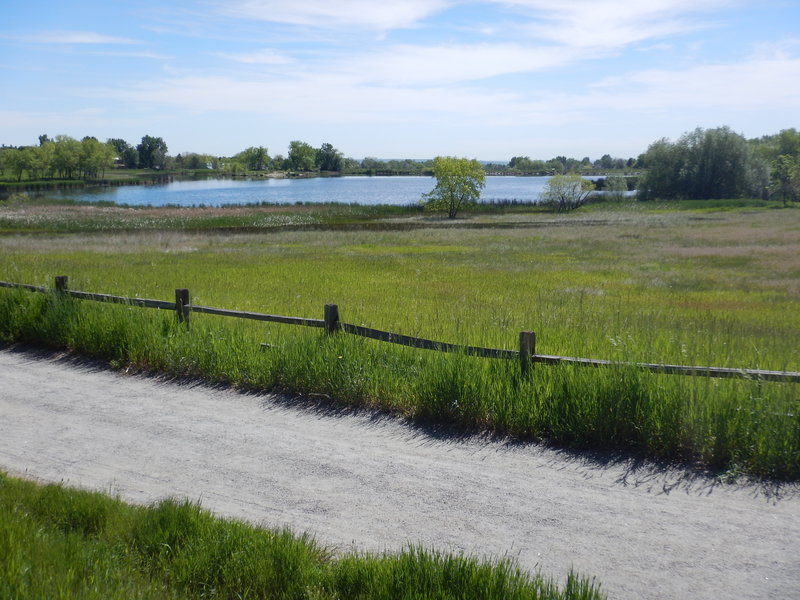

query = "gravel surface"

[{"left": 1, "top": 347, "right": 797, "bottom": 599}]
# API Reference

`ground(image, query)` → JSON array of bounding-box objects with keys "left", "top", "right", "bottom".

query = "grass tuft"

[{"left": 0, "top": 472, "right": 603, "bottom": 599}]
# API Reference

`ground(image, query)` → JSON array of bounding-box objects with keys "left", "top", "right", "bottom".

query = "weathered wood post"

[
  {"left": 519, "top": 331, "right": 536, "bottom": 375},
  {"left": 54, "top": 275, "right": 68, "bottom": 293},
  {"left": 175, "top": 288, "right": 190, "bottom": 325},
  {"left": 324, "top": 303, "right": 340, "bottom": 334}
]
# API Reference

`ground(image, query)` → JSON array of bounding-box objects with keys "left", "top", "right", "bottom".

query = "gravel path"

[{"left": 1, "top": 347, "right": 797, "bottom": 599}]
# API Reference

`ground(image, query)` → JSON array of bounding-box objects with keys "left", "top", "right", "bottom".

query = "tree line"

[
  {"left": 637, "top": 126, "right": 800, "bottom": 204},
  {"left": 2, "top": 127, "right": 798, "bottom": 205},
  {"left": 0, "top": 134, "right": 169, "bottom": 182}
]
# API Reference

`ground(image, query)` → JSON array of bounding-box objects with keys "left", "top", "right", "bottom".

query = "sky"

[{"left": 1, "top": 1, "right": 799, "bottom": 161}]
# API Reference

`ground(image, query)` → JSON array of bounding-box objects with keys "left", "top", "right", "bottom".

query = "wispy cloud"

[
  {"left": 217, "top": 48, "right": 294, "bottom": 65},
  {"left": 96, "top": 44, "right": 800, "bottom": 131},
  {"left": 5, "top": 30, "right": 142, "bottom": 45},
  {"left": 749, "top": 37, "right": 800, "bottom": 60},
  {"left": 84, "top": 50, "right": 171, "bottom": 60},
  {"left": 337, "top": 42, "right": 576, "bottom": 86},
  {"left": 495, "top": 0, "right": 734, "bottom": 49},
  {"left": 214, "top": 0, "right": 452, "bottom": 30},
  {"left": 4, "top": 0, "right": 796, "bottom": 156},
  {"left": 586, "top": 55, "right": 800, "bottom": 112}
]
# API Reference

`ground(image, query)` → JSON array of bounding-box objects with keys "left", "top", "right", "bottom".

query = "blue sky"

[{"left": 1, "top": 0, "right": 798, "bottom": 161}]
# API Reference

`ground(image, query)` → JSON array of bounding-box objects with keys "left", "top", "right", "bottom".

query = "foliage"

[
  {"left": 638, "top": 126, "right": 768, "bottom": 200},
  {"left": 234, "top": 146, "right": 270, "bottom": 171},
  {"left": 107, "top": 138, "right": 140, "bottom": 168},
  {"left": 421, "top": 156, "right": 486, "bottom": 218},
  {"left": 174, "top": 152, "right": 215, "bottom": 170},
  {"left": 287, "top": 140, "right": 317, "bottom": 172},
  {"left": 0, "top": 472, "right": 603, "bottom": 599},
  {"left": 507, "top": 156, "right": 548, "bottom": 174},
  {"left": 0, "top": 135, "right": 115, "bottom": 181},
  {"left": 601, "top": 176, "right": 630, "bottom": 202},
  {"left": 357, "top": 156, "right": 431, "bottom": 175},
  {"left": 539, "top": 174, "right": 594, "bottom": 211},
  {"left": 136, "top": 135, "right": 168, "bottom": 170},
  {"left": 316, "top": 142, "right": 344, "bottom": 172},
  {"left": 769, "top": 154, "right": 800, "bottom": 206}
]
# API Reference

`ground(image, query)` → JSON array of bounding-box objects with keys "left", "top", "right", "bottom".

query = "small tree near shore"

[
  {"left": 422, "top": 156, "right": 485, "bottom": 218},
  {"left": 540, "top": 174, "right": 594, "bottom": 212}
]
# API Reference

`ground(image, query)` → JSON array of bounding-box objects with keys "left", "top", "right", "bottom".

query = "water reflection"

[{"left": 42, "top": 175, "right": 561, "bottom": 207}]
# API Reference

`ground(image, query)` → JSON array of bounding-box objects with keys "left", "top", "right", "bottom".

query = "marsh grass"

[
  {"left": 0, "top": 203, "right": 798, "bottom": 477},
  {"left": 0, "top": 472, "right": 603, "bottom": 600},
  {"left": 1, "top": 289, "right": 797, "bottom": 478}
]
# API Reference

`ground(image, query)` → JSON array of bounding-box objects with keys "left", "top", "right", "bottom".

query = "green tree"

[
  {"left": 638, "top": 126, "right": 766, "bottom": 200},
  {"left": 540, "top": 174, "right": 594, "bottom": 212},
  {"left": 287, "top": 140, "right": 316, "bottom": 171},
  {"left": 316, "top": 142, "right": 343, "bottom": 172},
  {"left": 769, "top": 155, "right": 800, "bottom": 206},
  {"left": 361, "top": 156, "right": 385, "bottom": 174},
  {"left": 270, "top": 154, "right": 286, "bottom": 170},
  {"left": 136, "top": 135, "right": 168, "bottom": 169},
  {"left": 78, "top": 137, "right": 114, "bottom": 178},
  {"left": 603, "top": 176, "right": 629, "bottom": 202},
  {"left": 598, "top": 154, "right": 615, "bottom": 169},
  {"left": 421, "top": 156, "right": 485, "bottom": 219},
  {"left": 5, "top": 148, "right": 29, "bottom": 181},
  {"left": 52, "top": 135, "right": 80, "bottom": 179},
  {"left": 235, "top": 146, "right": 269, "bottom": 171},
  {"left": 107, "top": 138, "right": 138, "bottom": 168},
  {"left": 36, "top": 141, "right": 55, "bottom": 178}
]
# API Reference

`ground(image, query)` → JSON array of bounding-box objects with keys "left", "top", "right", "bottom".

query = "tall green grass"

[
  {"left": 1, "top": 205, "right": 797, "bottom": 477},
  {"left": 0, "top": 472, "right": 603, "bottom": 599},
  {"left": 1, "top": 289, "right": 796, "bottom": 478}
]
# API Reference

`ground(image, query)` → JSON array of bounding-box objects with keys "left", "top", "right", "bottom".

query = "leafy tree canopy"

[
  {"left": 638, "top": 126, "right": 766, "bottom": 200},
  {"left": 316, "top": 142, "right": 343, "bottom": 172},
  {"left": 287, "top": 141, "right": 316, "bottom": 172},
  {"left": 421, "top": 156, "right": 485, "bottom": 218},
  {"left": 539, "top": 174, "right": 594, "bottom": 212},
  {"left": 136, "top": 135, "right": 168, "bottom": 170}
]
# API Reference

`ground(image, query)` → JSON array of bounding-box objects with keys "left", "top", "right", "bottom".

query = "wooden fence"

[{"left": 2, "top": 276, "right": 799, "bottom": 384}]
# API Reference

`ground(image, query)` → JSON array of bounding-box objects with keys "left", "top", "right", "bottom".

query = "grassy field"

[
  {"left": 0, "top": 199, "right": 798, "bottom": 478},
  {"left": 0, "top": 471, "right": 603, "bottom": 599}
]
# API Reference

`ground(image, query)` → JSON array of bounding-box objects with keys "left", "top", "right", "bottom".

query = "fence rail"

[
  {"left": 2, "top": 276, "right": 799, "bottom": 384},
  {"left": 189, "top": 304, "right": 325, "bottom": 328}
]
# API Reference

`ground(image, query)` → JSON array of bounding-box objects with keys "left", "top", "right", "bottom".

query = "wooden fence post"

[
  {"left": 324, "top": 303, "right": 340, "bottom": 334},
  {"left": 519, "top": 331, "right": 536, "bottom": 375},
  {"left": 55, "top": 275, "right": 68, "bottom": 293},
  {"left": 175, "top": 288, "right": 190, "bottom": 325}
]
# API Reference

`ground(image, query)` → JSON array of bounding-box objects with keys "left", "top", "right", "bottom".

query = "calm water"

[{"left": 48, "top": 175, "right": 563, "bottom": 207}]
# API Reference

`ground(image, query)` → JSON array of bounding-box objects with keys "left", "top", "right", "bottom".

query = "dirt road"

[{"left": 1, "top": 347, "right": 797, "bottom": 599}]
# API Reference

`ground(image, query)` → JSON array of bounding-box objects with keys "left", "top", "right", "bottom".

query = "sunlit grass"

[
  {"left": 0, "top": 472, "right": 604, "bottom": 600},
  {"left": 1, "top": 203, "right": 798, "bottom": 477}
]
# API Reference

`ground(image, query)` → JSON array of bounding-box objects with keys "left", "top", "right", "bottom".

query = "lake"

[{"left": 46, "top": 175, "right": 569, "bottom": 207}]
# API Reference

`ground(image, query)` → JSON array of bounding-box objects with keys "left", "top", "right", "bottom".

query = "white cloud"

[
  {"left": 94, "top": 46, "right": 799, "bottom": 136},
  {"left": 94, "top": 73, "right": 526, "bottom": 125},
  {"left": 491, "top": 0, "right": 735, "bottom": 49},
  {"left": 588, "top": 55, "right": 800, "bottom": 108},
  {"left": 217, "top": 48, "right": 293, "bottom": 65},
  {"left": 84, "top": 50, "right": 171, "bottom": 60},
  {"left": 7, "top": 31, "right": 142, "bottom": 45},
  {"left": 340, "top": 43, "right": 577, "bottom": 86},
  {"left": 215, "top": 0, "right": 451, "bottom": 30},
  {"left": 749, "top": 37, "right": 800, "bottom": 60}
]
